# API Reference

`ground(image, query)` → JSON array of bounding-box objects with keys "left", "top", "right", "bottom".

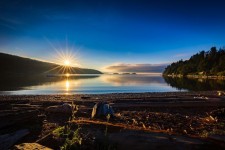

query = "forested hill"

[
  {"left": 0, "top": 52, "right": 102, "bottom": 75},
  {"left": 163, "top": 47, "right": 225, "bottom": 76}
]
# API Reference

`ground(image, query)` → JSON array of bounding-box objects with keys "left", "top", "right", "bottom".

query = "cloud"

[{"left": 105, "top": 63, "right": 168, "bottom": 73}]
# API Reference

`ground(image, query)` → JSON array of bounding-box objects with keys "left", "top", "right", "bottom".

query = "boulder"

[
  {"left": 91, "top": 102, "right": 114, "bottom": 118},
  {"left": 45, "top": 103, "right": 72, "bottom": 114},
  {"left": 14, "top": 143, "right": 53, "bottom": 150}
]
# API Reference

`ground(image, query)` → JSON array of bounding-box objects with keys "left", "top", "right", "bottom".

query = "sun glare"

[
  {"left": 45, "top": 40, "right": 82, "bottom": 74},
  {"left": 64, "top": 60, "right": 70, "bottom": 66},
  {"left": 66, "top": 73, "right": 70, "bottom": 77},
  {"left": 65, "top": 80, "right": 70, "bottom": 91}
]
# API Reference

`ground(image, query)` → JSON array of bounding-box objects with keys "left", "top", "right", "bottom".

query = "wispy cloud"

[
  {"left": 0, "top": 17, "right": 23, "bottom": 30},
  {"left": 105, "top": 63, "right": 169, "bottom": 73}
]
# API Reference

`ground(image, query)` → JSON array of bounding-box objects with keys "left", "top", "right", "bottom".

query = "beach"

[{"left": 1, "top": 91, "right": 225, "bottom": 149}]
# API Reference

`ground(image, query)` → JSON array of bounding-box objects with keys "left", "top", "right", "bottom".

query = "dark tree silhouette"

[
  {"left": 0, "top": 52, "right": 102, "bottom": 75},
  {"left": 163, "top": 47, "right": 225, "bottom": 76}
]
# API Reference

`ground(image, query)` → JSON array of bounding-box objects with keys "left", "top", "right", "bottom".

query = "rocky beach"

[{"left": 0, "top": 91, "right": 225, "bottom": 149}]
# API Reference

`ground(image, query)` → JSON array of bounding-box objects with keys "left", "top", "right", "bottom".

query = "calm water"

[
  {"left": 1, "top": 74, "right": 225, "bottom": 95},
  {"left": 0, "top": 74, "right": 183, "bottom": 95}
]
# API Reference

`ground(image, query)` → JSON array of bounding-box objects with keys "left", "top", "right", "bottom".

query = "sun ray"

[
  {"left": 57, "top": 66, "right": 65, "bottom": 74},
  {"left": 45, "top": 39, "right": 82, "bottom": 74},
  {"left": 43, "top": 65, "right": 62, "bottom": 74}
]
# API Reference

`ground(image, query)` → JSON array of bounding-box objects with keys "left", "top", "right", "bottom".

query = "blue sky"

[{"left": 0, "top": 0, "right": 225, "bottom": 72}]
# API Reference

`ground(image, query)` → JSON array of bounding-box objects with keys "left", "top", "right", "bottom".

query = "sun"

[
  {"left": 45, "top": 41, "right": 82, "bottom": 74},
  {"left": 64, "top": 60, "right": 70, "bottom": 66}
]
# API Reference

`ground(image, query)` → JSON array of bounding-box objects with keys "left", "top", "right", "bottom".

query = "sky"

[{"left": 0, "top": 0, "right": 225, "bottom": 73}]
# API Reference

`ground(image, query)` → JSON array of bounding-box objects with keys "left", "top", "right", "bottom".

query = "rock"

[
  {"left": 14, "top": 143, "right": 53, "bottom": 150},
  {"left": 0, "top": 129, "right": 29, "bottom": 150},
  {"left": 91, "top": 102, "right": 114, "bottom": 118},
  {"left": 46, "top": 103, "right": 72, "bottom": 114}
]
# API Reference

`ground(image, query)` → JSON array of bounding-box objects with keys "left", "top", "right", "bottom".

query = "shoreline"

[
  {"left": 0, "top": 90, "right": 221, "bottom": 97},
  {"left": 1, "top": 91, "right": 225, "bottom": 149},
  {"left": 164, "top": 74, "right": 225, "bottom": 80}
]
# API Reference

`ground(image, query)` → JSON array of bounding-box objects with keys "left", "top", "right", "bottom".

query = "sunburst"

[
  {"left": 44, "top": 39, "right": 83, "bottom": 75},
  {"left": 64, "top": 60, "right": 70, "bottom": 66}
]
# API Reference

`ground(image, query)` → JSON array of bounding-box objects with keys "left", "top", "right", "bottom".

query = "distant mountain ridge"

[{"left": 0, "top": 52, "right": 102, "bottom": 75}]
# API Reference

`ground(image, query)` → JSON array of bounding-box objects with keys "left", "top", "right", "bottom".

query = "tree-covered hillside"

[
  {"left": 0, "top": 52, "right": 102, "bottom": 75},
  {"left": 163, "top": 47, "right": 225, "bottom": 76}
]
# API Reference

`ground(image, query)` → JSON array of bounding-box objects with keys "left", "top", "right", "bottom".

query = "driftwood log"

[{"left": 0, "top": 129, "right": 29, "bottom": 150}]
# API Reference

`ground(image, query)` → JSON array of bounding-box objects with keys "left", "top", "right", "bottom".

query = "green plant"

[
  {"left": 52, "top": 103, "right": 83, "bottom": 150},
  {"left": 71, "top": 102, "right": 78, "bottom": 121},
  {"left": 53, "top": 126, "right": 65, "bottom": 138},
  {"left": 60, "top": 128, "right": 82, "bottom": 150}
]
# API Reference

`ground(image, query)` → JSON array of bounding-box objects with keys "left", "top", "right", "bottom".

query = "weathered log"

[
  {"left": 14, "top": 142, "right": 53, "bottom": 150},
  {"left": 0, "top": 129, "right": 29, "bottom": 150},
  {"left": 0, "top": 110, "right": 39, "bottom": 129}
]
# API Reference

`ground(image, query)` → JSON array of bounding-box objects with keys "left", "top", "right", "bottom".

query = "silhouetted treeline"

[
  {"left": 0, "top": 52, "right": 102, "bottom": 75},
  {"left": 163, "top": 47, "right": 225, "bottom": 76}
]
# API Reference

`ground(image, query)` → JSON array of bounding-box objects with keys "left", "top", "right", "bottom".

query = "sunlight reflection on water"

[{"left": 0, "top": 74, "right": 184, "bottom": 95}]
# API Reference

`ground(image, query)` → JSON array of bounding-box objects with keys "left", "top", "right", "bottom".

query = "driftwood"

[
  {"left": 0, "top": 129, "right": 29, "bottom": 150},
  {"left": 0, "top": 110, "right": 39, "bottom": 129},
  {"left": 14, "top": 142, "right": 53, "bottom": 150}
]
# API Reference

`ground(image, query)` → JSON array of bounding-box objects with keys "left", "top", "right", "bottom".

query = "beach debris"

[
  {"left": 14, "top": 143, "right": 53, "bottom": 150},
  {"left": 210, "top": 108, "right": 225, "bottom": 119},
  {"left": 81, "top": 96, "right": 91, "bottom": 99},
  {"left": 202, "top": 115, "right": 217, "bottom": 123},
  {"left": 0, "top": 129, "right": 29, "bottom": 150},
  {"left": 132, "top": 119, "right": 138, "bottom": 125},
  {"left": 217, "top": 91, "right": 225, "bottom": 100},
  {"left": 91, "top": 102, "right": 114, "bottom": 118},
  {"left": 140, "top": 122, "right": 146, "bottom": 129},
  {"left": 114, "top": 113, "right": 122, "bottom": 117},
  {"left": 183, "top": 130, "right": 188, "bottom": 134},
  {"left": 46, "top": 103, "right": 72, "bottom": 114},
  {"left": 217, "top": 91, "right": 225, "bottom": 96},
  {"left": 194, "top": 96, "right": 208, "bottom": 100}
]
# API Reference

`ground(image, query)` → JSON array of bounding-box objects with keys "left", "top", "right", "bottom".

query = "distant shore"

[{"left": 164, "top": 74, "right": 225, "bottom": 80}]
